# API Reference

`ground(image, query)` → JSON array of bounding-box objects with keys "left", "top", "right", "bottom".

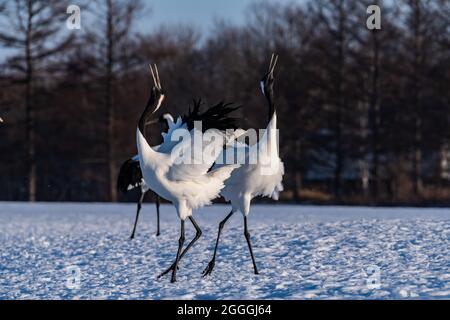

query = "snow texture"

[{"left": 0, "top": 202, "right": 449, "bottom": 300}]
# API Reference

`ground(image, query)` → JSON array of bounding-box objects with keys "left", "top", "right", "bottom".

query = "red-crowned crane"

[
  {"left": 203, "top": 54, "right": 284, "bottom": 276},
  {"left": 136, "top": 64, "right": 241, "bottom": 282}
]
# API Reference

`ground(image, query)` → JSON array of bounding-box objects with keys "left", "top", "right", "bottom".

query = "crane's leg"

[
  {"left": 244, "top": 216, "right": 259, "bottom": 274},
  {"left": 170, "top": 220, "right": 185, "bottom": 283},
  {"left": 180, "top": 216, "right": 202, "bottom": 258},
  {"left": 155, "top": 195, "right": 161, "bottom": 236},
  {"left": 158, "top": 216, "right": 202, "bottom": 279},
  {"left": 202, "top": 210, "right": 235, "bottom": 277},
  {"left": 130, "top": 191, "right": 145, "bottom": 240}
]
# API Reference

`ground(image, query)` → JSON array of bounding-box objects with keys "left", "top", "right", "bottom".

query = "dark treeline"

[{"left": 0, "top": 0, "right": 449, "bottom": 205}]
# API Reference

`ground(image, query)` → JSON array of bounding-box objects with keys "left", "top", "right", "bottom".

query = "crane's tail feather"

[{"left": 117, "top": 159, "right": 143, "bottom": 194}]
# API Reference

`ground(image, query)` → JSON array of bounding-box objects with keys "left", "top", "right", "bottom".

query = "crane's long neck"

[
  {"left": 138, "top": 94, "right": 156, "bottom": 136},
  {"left": 259, "top": 105, "right": 279, "bottom": 160},
  {"left": 262, "top": 80, "right": 278, "bottom": 131},
  {"left": 136, "top": 91, "right": 164, "bottom": 167},
  {"left": 266, "top": 93, "right": 276, "bottom": 124},
  {"left": 264, "top": 85, "right": 278, "bottom": 155}
]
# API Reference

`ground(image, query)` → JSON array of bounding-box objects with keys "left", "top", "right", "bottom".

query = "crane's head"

[
  {"left": 138, "top": 64, "right": 166, "bottom": 134},
  {"left": 148, "top": 63, "right": 165, "bottom": 114},
  {"left": 260, "top": 53, "right": 278, "bottom": 99}
]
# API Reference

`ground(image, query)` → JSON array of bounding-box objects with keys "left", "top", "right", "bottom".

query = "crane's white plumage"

[
  {"left": 137, "top": 127, "right": 239, "bottom": 220},
  {"left": 214, "top": 115, "right": 284, "bottom": 215},
  {"left": 122, "top": 113, "right": 181, "bottom": 193}
]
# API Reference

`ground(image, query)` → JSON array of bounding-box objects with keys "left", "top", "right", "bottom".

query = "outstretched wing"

[
  {"left": 166, "top": 127, "right": 228, "bottom": 181},
  {"left": 166, "top": 100, "right": 242, "bottom": 181},
  {"left": 182, "top": 100, "right": 241, "bottom": 132},
  {"left": 117, "top": 158, "right": 144, "bottom": 193},
  {"left": 157, "top": 116, "right": 189, "bottom": 154},
  {"left": 156, "top": 101, "right": 240, "bottom": 155},
  {"left": 135, "top": 99, "right": 241, "bottom": 182}
]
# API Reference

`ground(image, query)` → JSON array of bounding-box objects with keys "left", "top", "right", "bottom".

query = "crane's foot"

[
  {"left": 158, "top": 263, "right": 179, "bottom": 278},
  {"left": 252, "top": 264, "right": 260, "bottom": 275},
  {"left": 202, "top": 259, "right": 216, "bottom": 277}
]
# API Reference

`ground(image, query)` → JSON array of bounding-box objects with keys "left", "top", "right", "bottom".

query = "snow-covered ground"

[{"left": 0, "top": 202, "right": 449, "bottom": 300}]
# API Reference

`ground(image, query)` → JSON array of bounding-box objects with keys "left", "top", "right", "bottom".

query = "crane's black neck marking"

[
  {"left": 158, "top": 114, "right": 170, "bottom": 133},
  {"left": 266, "top": 92, "right": 276, "bottom": 123},
  {"left": 261, "top": 54, "right": 278, "bottom": 124},
  {"left": 262, "top": 81, "right": 276, "bottom": 123},
  {"left": 138, "top": 88, "right": 159, "bottom": 136}
]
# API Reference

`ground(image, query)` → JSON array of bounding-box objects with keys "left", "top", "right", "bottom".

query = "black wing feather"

[
  {"left": 117, "top": 158, "right": 143, "bottom": 194},
  {"left": 182, "top": 99, "right": 241, "bottom": 132}
]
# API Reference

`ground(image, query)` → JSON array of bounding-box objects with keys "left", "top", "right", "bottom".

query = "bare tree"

[
  {"left": 0, "top": 0, "right": 73, "bottom": 201},
  {"left": 351, "top": 1, "right": 398, "bottom": 200},
  {"left": 398, "top": 0, "right": 439, "bottom": 197},
  {"left": 308, "top": 0, "right": 361, "bottom": 200},
  {"left": 87, "top": 0, "right": 144, "bottom": 202}
]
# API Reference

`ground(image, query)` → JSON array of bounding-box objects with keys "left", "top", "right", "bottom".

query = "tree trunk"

[
  {"left": 411, "top": 0, "right": 423, "bottom": 197},
  {"left": 293, "top": 140, "right": 302, "bottom": 201},
  {"left": 334, "top": 4, "right": 345, "bottom": 201},
  {"left": 106, "top": 0, "right": 117, "bottom": 202},
  {"left": 412, "top": 116, "right": 422, "bottom": 196},
  {"left": 369, "top": 30, "right": 380, "bottom": 200},
  {"left": 334, "top": 93, "right": 343, "bottom": 200},
  {"left": 26, "top": 0, "right": 36, "bottom": 202}
]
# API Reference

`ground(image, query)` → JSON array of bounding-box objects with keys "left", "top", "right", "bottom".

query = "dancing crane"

[
  {"left": 136, "top": 64, "right": 241, "bottom": 282},
  {"left": 203, "top": 54, "right": 284, "bottom": 276}
]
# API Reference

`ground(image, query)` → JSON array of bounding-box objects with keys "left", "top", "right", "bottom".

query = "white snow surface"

[{"left": 0, "top": 202, "right": 449, "bottom": 300}]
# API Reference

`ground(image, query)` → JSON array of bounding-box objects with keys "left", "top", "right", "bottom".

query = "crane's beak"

[
  {"left": 260, "top": 53, "right": 278, "bottom": 95},
  {"left": 149, "top": 63, "right": 163, "bottom": 91},
  {"left": 262, "top": 54, "right": 278, "bottom": 80},
  {"left": 267, "top": 53, "right": 278, "bottom": 79}
]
